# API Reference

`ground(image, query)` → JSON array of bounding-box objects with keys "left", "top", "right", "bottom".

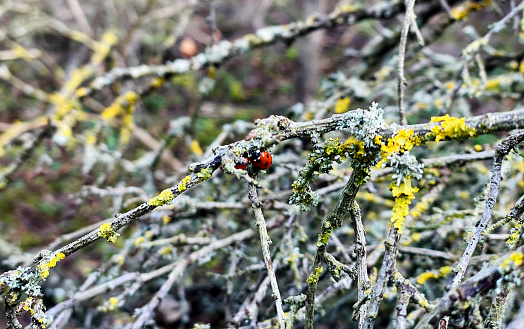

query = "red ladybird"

[
  {"left": 234, "top": 157, "right": 249, "bottom": 170},
  {"left": 252, "top": 151, "right": 272, "bottom": 170},
  {"left": 220, "top": 157, "right": 248, "bottom": 172}
]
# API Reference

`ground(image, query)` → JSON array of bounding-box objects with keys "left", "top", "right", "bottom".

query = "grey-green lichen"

[
  {"left": 290, "top": 103, "right": 385, "bottom": 210},
  {"left": 387, "top": 151, "right": 424, "bottom": 186},
  {"left": 0, "top": 250, "right": 64, "bottom": 327}
]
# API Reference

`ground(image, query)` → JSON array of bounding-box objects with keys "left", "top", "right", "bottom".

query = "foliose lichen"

[
  {"left": 306, "top": 266, "right": 324, "bottom": 284},
  {"left": 38, "top": 252, "right": 65, "bottom": 280},
  {"left": 98, "top": 222, "right": 120, "bottom": 243},
  {"left": 178, "top": 175, "right": 192, "bottom": 192},
  {"left": 148, "top": 188, "right": 175, "bottom": 206},
  {"left": 388, "top": 152, "right": 424, "bottom": 186},
  {"left": 429, "top": 114, "right": 477, "bottom": 142},
  {"left": 290, "top": 103, "right": 386, "bottom": 210}
]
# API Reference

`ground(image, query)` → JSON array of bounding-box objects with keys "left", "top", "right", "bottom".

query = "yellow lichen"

[
  {"left": 162, "top": 214, "right": 171, "bottom": 225},
  {"left": 108, "top": 297, "right": 119, "bottom": 311},
  {"left": 439, "top": 266, "right": 452, "bottom": 275},
  {"left": 430, "top": 114, "right": 477, "bottom": 142},
  {"left": 197, "top": 168, "right": 214, "bottom": 181},
  {"left": 148, "top": 188, "right": 174, "bottom": 206},
  {"left": 190, "top": 140, "right": 203, "bottom": 156},
  {"left": 97, "top": 222, "right": 120, "bottom": 243},
  {"left": 419, "top": 298, "right": 430, "bottom": 308},
  {"left": 334, "top": 97, "right": 351, "bottom": 113},
  {"left": 76, "top": 87, "right": 88, "bottom": 98},
  {"left": 416, "top": 265, "right": 454, "bottom": 285},
  {"left": 391, "top": 195, "right": 414, "bottom": 234},
  {"left": 101, "top": 103, "right": 122, "bottom": 121},
  {"left": 450, "top": 0, "right": 491, "bottom": 21},
  {"left": 410, "top": 196, "right": 434, "bottom": 220},
  {"left": 38, "top": 252, "right": 66, "bottom": 279},
  {"left": 485, "top": 77, "right": 505, "bottom": 90},
  {"left": 92, "top": 31, "right": 118, "bottom": 64},
  {"left": 116, "top": 255, "right": 125, "bottom": 266},
  {"left": 344, "top": 137, "right": 367, "bottom": 160},
  {"left": 124, "top": 91, "right": 139, "bottom": 104},
  {"left": 100, "top": 91, "right": 138, "bottom": 144},
  {"left": 500, "top": 251, "right": 524, "bottom": 270},
  {"left": 416, "top": 271, "right": 437, "bottom": 284},
  {"left": 340, "top": 4, "right": 358, "bottom": 12},
  {"left": 178, "top": 175, "right": 192, "bottom": 192},
  {"left": 306, "top": 266, "right": 324, "bottom": 284},
  {"left": 12, "top": 44, "right": 34, "bottom": 59},
  {"left": 22, "top": 297, "right": 33, "bottom": 311},
  {"left": 133, "top": 236, "right": 146, "bottom": 247},
  {"left": 85, "top": 134, "right": 97, "bottom": 145},
  {"left": 64, "top": 66, "right": 92, "bottom": 93},
  {"left": 390, "top": 178, "right": 418, "bottom": 234},
  {"left": 69, "top": 30, "right": 90, "bottom": 44},
  {"left": 151, "top": 77, "right": 165, "bottom": 88},
  {"left": 360, "top": 192, "right": 377, "bottom": 203},
  {"left": 391, "top": 178, "right": 418, "bottom": 198},
  {"left": 379, "top": 129, "right": 421, "bottom": 166},
  {"left": 160, "top": 246, "right": 173, "bottom": 255}
]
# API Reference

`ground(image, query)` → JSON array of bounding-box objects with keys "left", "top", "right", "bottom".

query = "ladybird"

[
  {"left": 234, "top": 157, "right": 249, "bottom": 170},
  {"left": 220, "top": 157, "right": 249, "bottom": 172},
  {"left": 252, "top": 151, "right": 272, "bottom": 170}
]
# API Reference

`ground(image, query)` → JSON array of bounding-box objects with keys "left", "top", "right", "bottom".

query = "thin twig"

[
  {"left": 396, "top": 290, "right": 411, "bottom": 329},
  {"left": 397, "top": 0, "right": 416, "bottom": 125},
  {"left": 451, "top": 131, "right": 524, "bottom": 287},
  {"left": 399, "top": 246, "right": 458, "bottom": 261},
  {"left": 415, "top": 244, "right": 524, "bottom": 328},
  {"left": 248, "top": 179, "right": 286, "bottom": 328},
  {"left": 440, "top": 131, "right": 524, "bottom": 328},
  {"left": 364, "top": 226, "right": 401, "bottom": 329},
  {"left": 349, "top": 201, "right": 371, "bottom": 328},
  {"left": 207, "top": 0, "right": 217, "bottom": 47},
  {"left": 131, "top": 259, "right": 186, "bottom": 328},
  {"left": 438, "top": 0, "right": 451, "bottom": 14},
  {"left": 66, "top": 0, "right": 94, "bottom": 37},
  {"left": 47, "top": 227, "right": 257, "bottom": 317},
  {"left": 84, "top": 1, "right": 407, "bottom": 96},
  {"left": 485, "top": 192, "right": 524, "bottom": 234}
]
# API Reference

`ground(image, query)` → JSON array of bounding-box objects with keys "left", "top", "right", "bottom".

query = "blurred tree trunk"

[{"left": 295, "top": 0, "right": 325, "bottom": 103}]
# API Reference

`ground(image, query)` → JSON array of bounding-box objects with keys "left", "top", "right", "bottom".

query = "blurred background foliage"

[{"left": 0, "top": 0, "right": 524, "bottom": 328}]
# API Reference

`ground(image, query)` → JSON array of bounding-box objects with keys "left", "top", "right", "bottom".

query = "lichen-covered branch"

[
  {"left": 415, "top": 247, "right": 524, "bottom": 328},
  {"left": 451, "top": 131, "right": 524, "bottom": 288},
  {"left": 81, "top": 1, "right": 406, "bottom": 97},
  {"left": 2, "top": 104, "right": 523, "bottom": 327},
  {"left": 248, "top": 179, "right": 286, "bottom": 328},
  {"left": 349, "top": 201, "right": 371, "bottom": 328},
  {"left": 304, "top": 168, "right": 369, "bottom": 329},
  {"left": 397, "top": 0, "right": 416, "bottom": 126}
]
